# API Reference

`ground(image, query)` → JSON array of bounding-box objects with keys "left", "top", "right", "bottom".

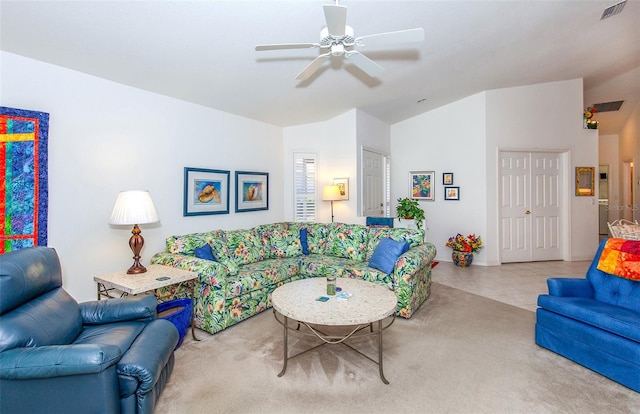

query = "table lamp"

[
  {"left": 109, "top": 190, "right": 160, "bottom": 274},
  {"left": 322, "top": 185, "right": 342, "bottom": 223}
]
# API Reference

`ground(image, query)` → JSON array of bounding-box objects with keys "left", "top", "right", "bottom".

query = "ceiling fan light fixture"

[{"left": 255, "top": 2, "right": 424, "bottom": 81}]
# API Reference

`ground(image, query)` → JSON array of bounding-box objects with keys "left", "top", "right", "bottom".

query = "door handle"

[{"left": 525, "top": 210, "right": 531, "bottom": 215}]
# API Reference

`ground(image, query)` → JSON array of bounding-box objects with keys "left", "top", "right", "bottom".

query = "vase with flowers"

[
  {"left": 445, "top": 233, "right": 483, "bottom": 267},
  {"left": 584, "top": 105, "right": 599, "bottom": 129}
]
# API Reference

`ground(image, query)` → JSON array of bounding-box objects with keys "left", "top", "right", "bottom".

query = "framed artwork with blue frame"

[
  {"left": 235, "top": 171, "right": 269, "bottom": 212},
  {"left": 183, "top": 167, "right": 230, "bottom": 216}
]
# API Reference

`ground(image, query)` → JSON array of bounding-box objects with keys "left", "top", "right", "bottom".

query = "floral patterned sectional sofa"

[{"left": 151, "top": 222, "right": 437, "bottom": 335}]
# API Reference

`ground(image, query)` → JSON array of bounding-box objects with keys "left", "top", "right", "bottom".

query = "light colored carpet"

[{"left": 155, "top": 283, "right": 640, "bottom": 414}]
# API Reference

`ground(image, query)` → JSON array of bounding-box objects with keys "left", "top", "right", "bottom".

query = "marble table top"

[
  {"left": 271, "top": 278, "right": 397, "bottom": 326},
  {"left": 94, "top": 264, "right": 197, "bottom": 295}
]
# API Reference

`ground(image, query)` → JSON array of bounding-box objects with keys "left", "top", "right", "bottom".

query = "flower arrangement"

[
  {"left": 396, "top": 197, "right": 425, "bottom": 230},
  {"left": 445, "top": 233, "right": 483, "bottom": 253},
  {"left": 584, "top": 105, "right": 598, "bottom": 129}
]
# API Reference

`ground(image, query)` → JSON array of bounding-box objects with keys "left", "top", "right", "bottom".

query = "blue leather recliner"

[{"left": 0, "top": 247, "right": 179, "bottom": 414}]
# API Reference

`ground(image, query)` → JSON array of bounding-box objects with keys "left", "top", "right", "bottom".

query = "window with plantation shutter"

[{"left": 294, "top": 153, "right": 317, "bottom": 222}]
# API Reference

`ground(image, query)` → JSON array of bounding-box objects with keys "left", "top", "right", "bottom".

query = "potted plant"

[
  {"left": 445, "top": 233, "right": 483, "bottom": 267},
  {"left": 396, "top": 197, "right": 425, "bottom": 230}
]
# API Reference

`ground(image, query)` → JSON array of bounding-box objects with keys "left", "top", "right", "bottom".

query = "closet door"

[
  {"left": 500, "top": 151, "right": 563, "bottom": 263},
  {"left": 531, "top": 152, "right": 562, "bottom": 261}
]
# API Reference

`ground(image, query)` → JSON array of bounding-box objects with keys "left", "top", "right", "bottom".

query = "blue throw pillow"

[
  {"left": 195, "top": 244, "right": 216, "bottom": 261},
  {"left": 369, "top": 237, "right": 408, "bottom": 274},
  {"left": 300, "top": 228, "right": 309, "bottom": 255}
]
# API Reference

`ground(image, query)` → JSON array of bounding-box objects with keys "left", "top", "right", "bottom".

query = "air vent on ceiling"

[
  {"left": 593, "top": 100, "right": 624, "bottom": 112},
  {"left": 601, "top": 1, "right": 626, "bottom": 20}
]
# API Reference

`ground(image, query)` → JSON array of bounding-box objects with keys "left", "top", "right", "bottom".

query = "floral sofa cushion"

[
  {"left": 256, "top": 223, "right": 303, "bottom": 259},
  {"left": 325, "top": 222, "right": 369, "bottom": 262},
  {"left": 365, "top": 227, "right": 424, "bottom": 261},
  {"left": 224, "top": 228, "right": 267, "bottom": 266},
  {"left": 225, "top": 258, "right": 300, "bottom": 299},
  {"left": 207, "top": 236, "right": 240, "bottom": 275},
  {"left": 299, "top": 222, "right": 330, "bottom": 254},
  {"left": 165, "top": 230, "right": 226, "bottom": 255}
]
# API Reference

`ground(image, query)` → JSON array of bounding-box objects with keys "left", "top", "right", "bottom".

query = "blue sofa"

[
  {"left": 535, "top": 238, "right": 640, "bottom": 392},
  {"left": 0, "top": 247, "right": 179, "bottom": 414}
]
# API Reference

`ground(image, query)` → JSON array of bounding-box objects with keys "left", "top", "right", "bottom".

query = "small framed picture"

[
  {"left": 235, "top": 171, "right": 269, "bottom": 212},
  {"left": 333, "top": 177, "right": 349, "bottom": 200},
  {"left": 444, "top": 186, "right": 460, "bottom": 201},
  {"left": 443, "top": 172, "right": 453, "bottom": 185},
  {"left": 410, "top": 171, "right": 435, "bottom": 201},
  {"left": 184, "top": 167, "right": 230, "bottom": 216}
]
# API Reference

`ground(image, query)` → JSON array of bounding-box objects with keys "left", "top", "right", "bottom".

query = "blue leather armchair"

[
  {"left": 0, "top": 247, "right": 179, "bottom": 414},
  {"left": 536, "top": 238, "right": 640, "bottom": 392}
]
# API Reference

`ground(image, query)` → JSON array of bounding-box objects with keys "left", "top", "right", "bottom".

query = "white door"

[
  {"left": 500, "top": 151, "right": 563, "bottom": 263},
  {"left": 362, "top": 149, "right": 385, "bottom": 217},
  {"left": 531, "top": 152, "right": 562, "bottom": 260}
]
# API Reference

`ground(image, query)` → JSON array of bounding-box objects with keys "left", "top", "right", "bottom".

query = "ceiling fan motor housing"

[{"left": 320, "top": 26, "right": 355, "bottom": 47}]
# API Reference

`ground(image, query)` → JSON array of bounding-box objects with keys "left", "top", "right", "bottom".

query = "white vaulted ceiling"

[{"left": 1, "top": 1, "right": 639, "bottom": 134}]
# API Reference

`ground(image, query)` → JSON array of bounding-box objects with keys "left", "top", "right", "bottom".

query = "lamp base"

[
  {"left": 126, "top": 224, "right": 147, "bottom": 274},
  {"left": 127, "top": 262, "right": 148, "bottom": 274}
]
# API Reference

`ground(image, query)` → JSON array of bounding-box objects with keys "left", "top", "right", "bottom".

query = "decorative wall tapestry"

[{"left": 0, "top": 106, "right": 50, "bottom": 252}]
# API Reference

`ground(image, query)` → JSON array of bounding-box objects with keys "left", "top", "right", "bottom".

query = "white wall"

[
  {"left": 617, "top": 102, "right": 640, "bottom": 221},
  {"left": 599, "top": 134, "right": 621, "bottom": 223},
  {"left": 1, "top": 52, "right": 284, "bottom": 302},
  {"left": 486, "top": 78, "right": 599, "bottom": 262},
  {"left": 392, "top": 79, "right": 599, "bottom": 264},
  {"left": 391, "top": 93, "right": 487, "bottom": 263},
  {"left": 282, "top": 110, "right": 359, "bottom": 224}
]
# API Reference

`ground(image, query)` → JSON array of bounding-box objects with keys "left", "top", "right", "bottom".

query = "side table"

[{"left": 94, "top": 264, "right": 200, "bottom": 341}]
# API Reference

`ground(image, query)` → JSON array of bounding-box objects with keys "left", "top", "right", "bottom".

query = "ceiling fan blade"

[
  {"left": 255, "top": 43, "right": 319, "bottom": 51},
  {"left": 345, "top": 51, "right": 384, "bottom": 78},
  {"left": 295, "top": 53, "right": 331, "bottom": 80},
  {"left": 323, "top": 4, "right": 347, "bottom": 37},
  {"left": 355, "top": 28, "right": 425, "bottom": 48}
]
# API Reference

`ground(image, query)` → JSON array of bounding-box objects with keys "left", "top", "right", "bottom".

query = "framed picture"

[
  {"left": 410, "top": 171, "right": 435, "bottom": 201},
  {"left": 235, "top": 171, "right": 269, "bottom": 212},
  {"left": 443, "top": 172, "right": 454, "bottom": 185},
  {"left": 575, "top": 167, "right": 595, "bottom": 196},
  {"left": 333, "top": 177, "right": 349, "bottom": 200},
  {"left": 184, "top": 167, "right": 230, "bottom": 216},
  {"left": 444, "top": 186, "right": 460, "bottom": 200}
]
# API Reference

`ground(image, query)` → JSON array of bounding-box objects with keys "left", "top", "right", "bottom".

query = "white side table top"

[
  {"left": 94, "top": 264, "right": 197, "bottom": 295},
  {"left": 271, "top": 278, "right": 396, "bottom": 325}
]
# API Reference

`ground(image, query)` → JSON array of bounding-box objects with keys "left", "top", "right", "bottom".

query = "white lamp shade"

[
  {"left": 109, "top": 190, "right": 160, "bottom": 225},
  {"left": 322, "top": 185, "right": 342, "bottom": 201}
]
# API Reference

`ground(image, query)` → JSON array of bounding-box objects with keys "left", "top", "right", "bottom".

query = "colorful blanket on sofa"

[{"left": 597, "top": 238, "right": 640, "bottom": 281}]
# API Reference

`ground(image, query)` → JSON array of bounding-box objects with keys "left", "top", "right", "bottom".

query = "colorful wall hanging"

[{"left": 0, "top": 106, "right": 50, "bottom": 252}]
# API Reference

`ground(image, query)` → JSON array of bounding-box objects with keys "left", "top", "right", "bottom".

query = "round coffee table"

[{"left": 271, "top": 277, "right": 397, "bottom": 384}]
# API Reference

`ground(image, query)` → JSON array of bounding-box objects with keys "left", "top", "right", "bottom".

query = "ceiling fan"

[{"left": 255, "top": 1, "right": 425, "bottom": 80}]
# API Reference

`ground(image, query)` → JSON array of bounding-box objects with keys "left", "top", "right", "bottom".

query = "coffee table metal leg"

[
  {"left": 278, "top": 315, "right": 288, "bottom": 377},
  {"left": 378, "top": 319, "right": 389, "bottom": 385}
]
